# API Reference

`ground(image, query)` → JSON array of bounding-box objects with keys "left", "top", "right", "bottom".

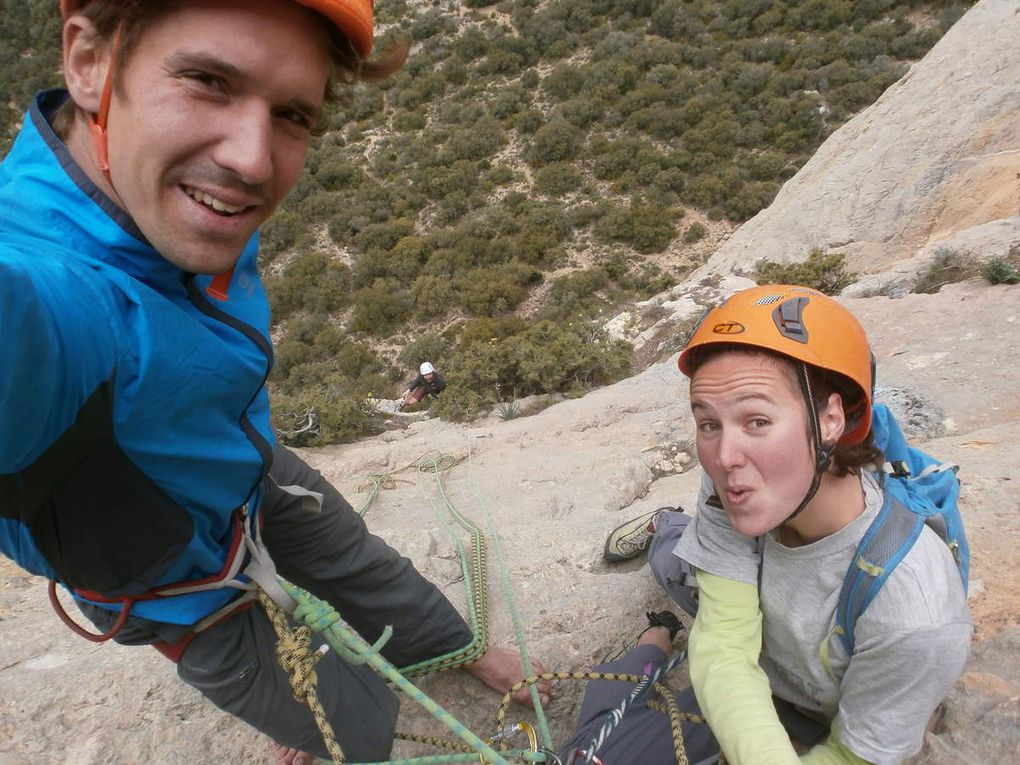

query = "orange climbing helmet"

[
  {"left": 59, "top": 0, "right": 376, "bottom": 57},
  {"left": 677, "top": 284, "right": 874, "bottom": 445}
]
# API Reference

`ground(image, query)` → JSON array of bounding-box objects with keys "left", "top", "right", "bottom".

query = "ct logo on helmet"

[{"left": 711, "top": 321, "right": 745, "bottom": 335}]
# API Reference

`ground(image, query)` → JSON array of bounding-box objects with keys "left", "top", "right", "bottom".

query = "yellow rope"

[
  {"left": 257, "top": 589, "right": 346, "bottom": 764},
  {"left": 394, "top": 731, "right": 475, "bottom": 753},
  {"left": 646, "top": 681, "right": 712, "bottom": 765},
  {"left": 259, "top": 447, "right": 717, "bottom": 765},
  {"left": 495, "top": 669, "right": 715, "bottom": 764}
]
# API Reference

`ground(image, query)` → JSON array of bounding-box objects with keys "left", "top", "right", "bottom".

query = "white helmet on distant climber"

[{"left": 420, "top": 362, "right": 435, "bottom": 375}]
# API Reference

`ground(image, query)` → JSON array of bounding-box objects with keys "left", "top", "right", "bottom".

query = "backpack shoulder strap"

[{"left": 834, "top": 488, "right": 926, "bottom": 656}]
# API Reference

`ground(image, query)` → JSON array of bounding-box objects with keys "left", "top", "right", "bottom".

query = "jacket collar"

[{"left": 1, "top": 90, "right": 258, "bottom": 296}]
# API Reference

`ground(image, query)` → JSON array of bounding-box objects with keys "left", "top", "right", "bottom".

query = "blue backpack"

[{"left": 834, "top": 404, "right": 969, "bottom": 656}]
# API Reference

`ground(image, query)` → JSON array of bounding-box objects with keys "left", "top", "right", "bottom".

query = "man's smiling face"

[{"left": 90, "top": 0, "right": 331, "bottom": 274}]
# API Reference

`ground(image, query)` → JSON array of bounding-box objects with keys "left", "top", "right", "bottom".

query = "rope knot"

[{"left": 275, "top": 624, "right": 322, "bottom": 701}]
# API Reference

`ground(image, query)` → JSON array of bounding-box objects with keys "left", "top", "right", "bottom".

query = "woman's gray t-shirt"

[{"left": 675, "top": 472, "right": 972, "bottom": 765}]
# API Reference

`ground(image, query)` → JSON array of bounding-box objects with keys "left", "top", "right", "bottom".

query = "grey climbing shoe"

[{"left": 602, "top": 506, "right": 683, "bottom": 563}]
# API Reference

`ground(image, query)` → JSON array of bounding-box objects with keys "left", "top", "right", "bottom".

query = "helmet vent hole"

[{"left": 772, "top": 296, "right": 811, "bottom": 343}]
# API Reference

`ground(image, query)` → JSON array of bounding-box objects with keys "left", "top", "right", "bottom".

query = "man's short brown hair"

[{"left": 52, "top": 0, "right": 407, "bottom": 138}]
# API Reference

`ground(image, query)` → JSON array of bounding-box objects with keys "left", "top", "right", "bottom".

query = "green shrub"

[
  {"left": 428, "top": 380, "right": 490, "bottom": 423},
  {"left": 259, "top": 211, "right": 305, "bottom": 260},
  {"left": 456, "top": 315, "right": 528, "bottom": 346},
  {"left": 912, "top": 247, "right": 977, "bottom": 294},
  {"left": 512, "top": 109, "right": 544, "bottom": 134},
  {"left": 593, "top": 200, "right": 679, "bottom": 253},
  {"left": 682, "top": 221, "right": 708, "bottom": 244},
  {"left": 484, "top": 165, "right": 516, "bottom": 187},
  {"left": 409, "top": 8, "right": 457, "bottom": 41},
  {"left": 349, "top": 279, "right": 413, "bottom": 335},
  {"left": 527, "top": 120, "right": 585, "bottom": 165},
  {"left": 513, "top": 320, "right": 632, "bottom": 393},
  {"left": 315, "top": 157, "right": 365, "bottom": 192},
  {"left": 412, "top": 273, "right": 458, "bottom": 318},
  {"left": 537, "top": 268, "right": 613, "bottom": 322},
  {"left": 392, "top": 108, "right": 427, "bottom": 132},
  {"left": 478, "top": 48, "right": 524, "bottom": 76},
  {"left": 489, "top": 87, "right": 527, "bottom": 119},
  {"left": 723, "top": 180, "right": 780, "bottom": 221},
  {"left": 455, "top": 265, "right": 532, "bottom": 317},
  {"left": 266, "top": 251, "right": 352, "bottom": 321},
  {"left": 398, "top": 332, "right": 453, "bottom": 372},
  {"left": 452, "top": 28, "right": 490, "bottom": 61},
  {"left": 496, "top": 400, "right": 522, "bottom": 420},
  {"left": 353, "top": 236, "right": 426, "bottom": 288},
  {"left": 534, "top": 162, "right": 584, "bottom": 197},
  {"left": 271, "top": 321, "right": 394, "bottom": 395},
  {"left": 430, "top": 318, "right": 633, "bottom": 423},
  {"left": 352, "top": 218, "right": 415, "bottom": 255},
  {"left": 981, "top": 256, "right": 1020, "bottom": 285},
  {"left": 754, "top": 249, "right": 857, "bottom": 295},
  {"left": 590, "top": 137, "right": 645, "bottom": 181},
  {"left": 272, "top": 391, "right": 380, "bottom": 447},
  {"left": 443, "top": 115, "right": 505, "bottom": 161},
  {"left": 543, "top": 64, "right": 588, "bottom": 101},
  {"left": 553, "top": 98, "right": 602, "bottom": 130}
]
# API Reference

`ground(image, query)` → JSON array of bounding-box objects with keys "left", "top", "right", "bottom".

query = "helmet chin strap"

[
  {"left": 86, "top": 23, "right": 235, "bottom": 302},
  {"left": 783, "top": 363, "right": 835, "bottom": 525},
  {"left": 89, "top": 24, "right": 122, "bottom": 188}
]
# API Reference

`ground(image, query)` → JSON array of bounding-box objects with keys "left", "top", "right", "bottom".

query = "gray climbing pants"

[
  {"left": 557, "top": 644, "right": 720, "bottom": 765},
  {"left": 80, "top": 445, "right": 473, "bottom": 760}
]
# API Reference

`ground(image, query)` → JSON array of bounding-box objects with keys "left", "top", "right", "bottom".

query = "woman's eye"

[{"left": 748, "top": 418, "right": 770, "bottom": 429}]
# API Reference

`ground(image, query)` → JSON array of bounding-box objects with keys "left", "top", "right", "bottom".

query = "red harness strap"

[
  {"left": 48, "top": 579, "right": 135, "bottom": 642},
  {"left": 151, "top": 599, "right": 255, "bottom": 663},
  {"left": 151, "top": 633, "right": 199, "bottom": 663},
  {"left": 50, "top": 507, "right": 254, "bottom": 653}
]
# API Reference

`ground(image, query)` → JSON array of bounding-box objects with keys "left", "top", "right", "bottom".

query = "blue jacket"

[{"left": 0, "top": 91, "right": 274, "bottom": 625}]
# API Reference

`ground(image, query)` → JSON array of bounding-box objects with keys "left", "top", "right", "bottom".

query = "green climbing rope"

[
  {"left": 280, "top": 578, "right": 513, "bottom": 765},
  {"left": 397, "top": 451, "right": 490, "bottom": 677},
  {"left": 286, "top": 446, "right": 708, "bottom": 764},
  {"left": 464, "top": 439, "right": 555, "bottom": 751},
  {"left": 352, "top": 451, "right": 489, "bottom": 678}
]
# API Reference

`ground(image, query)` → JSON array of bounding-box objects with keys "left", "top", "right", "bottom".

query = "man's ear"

[
  {"left": 819, "top": 392, "right": 847, "bottom": 445},
  {"left": 62, "top": 16, "right": 111, "bottom": 115}
]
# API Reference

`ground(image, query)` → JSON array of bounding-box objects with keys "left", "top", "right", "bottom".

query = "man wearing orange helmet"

[
  {"left": 0, "top": 2, "right": 545, "bottom": 763},
  {"left": 604, "top": 285, "right": 971, "bottom": 763}
]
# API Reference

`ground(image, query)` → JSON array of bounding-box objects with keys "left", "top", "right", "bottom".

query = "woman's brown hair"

[{"left": 686, "top": 345, "right": 884, "bottom": 476}]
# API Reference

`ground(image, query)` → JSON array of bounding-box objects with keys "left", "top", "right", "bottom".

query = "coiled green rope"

[
  {"left": 280, "top": 578, "right": 513, "bottom": 765},
  {"left": 463, "top": 439, "right": 554, "bottom": 750}
]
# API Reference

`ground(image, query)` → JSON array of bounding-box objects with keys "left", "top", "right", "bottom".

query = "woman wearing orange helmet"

[{"left": 642, "top": 285, "right": 972, "bottom": 764}]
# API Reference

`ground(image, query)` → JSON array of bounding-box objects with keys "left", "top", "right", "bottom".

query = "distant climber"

[{"left": 399, "top": 361, "right": 447, "bottom": 410}]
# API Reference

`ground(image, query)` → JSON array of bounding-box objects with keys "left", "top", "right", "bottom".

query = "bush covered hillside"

[{"left": 1, "top": 1, "right": 972, "bottom": 444}]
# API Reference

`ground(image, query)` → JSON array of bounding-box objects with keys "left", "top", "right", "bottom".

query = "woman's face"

[{"left": 690, "top": 351, "right": 816, "bottom": 537}]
